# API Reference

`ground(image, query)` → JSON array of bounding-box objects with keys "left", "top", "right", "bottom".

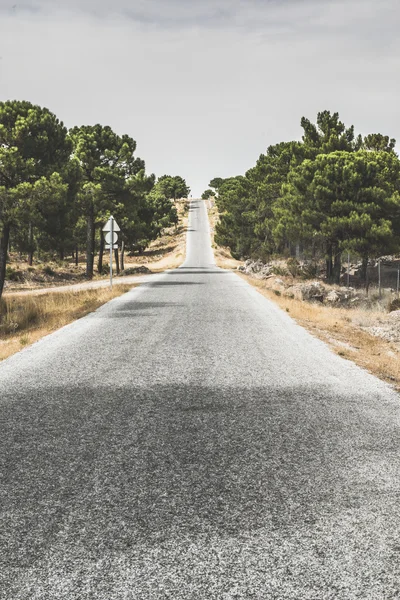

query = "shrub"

[
  {"left": 300, "top": 262, "right": 318, "bottom": 280},
  {"left": 287, "top": 258, "right": 300, "bottom": 277},
  {"left": 389, "top": 298, "right": 400, "bottom": 312},
  {"left": 5, "top": 267, "right": 24, "bottom": 281},
  {"left": 42, "top": 265, "right": 55, "bottom": 276},
  {"left": 271, "top": 265, "right": 289, "bottom": 276}
]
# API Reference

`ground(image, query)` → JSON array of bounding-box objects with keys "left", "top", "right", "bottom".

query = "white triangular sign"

[{"left": 102, "top": 216, "right": 120, "bottom": 232}]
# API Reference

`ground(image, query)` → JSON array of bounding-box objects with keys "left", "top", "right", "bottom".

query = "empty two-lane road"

[{"left": 1, "top": 200, "right": 400, "bottom": 599}]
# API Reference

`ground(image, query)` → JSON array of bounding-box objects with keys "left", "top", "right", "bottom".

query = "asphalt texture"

[{"left": 1, "top": 200, "right": 400, "bottom": 599}]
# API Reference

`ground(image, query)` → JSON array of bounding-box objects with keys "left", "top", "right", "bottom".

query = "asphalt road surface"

[{"left": 1, "top": 200, "right": 400, "bottom": 599}]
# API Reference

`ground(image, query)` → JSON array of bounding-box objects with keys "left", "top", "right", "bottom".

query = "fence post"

[
  {"left": 347, "top": 252, "right": 350, "bottom": 288},
  {"left": 397, "top": 264, "right": 399, "bottom": 297}
]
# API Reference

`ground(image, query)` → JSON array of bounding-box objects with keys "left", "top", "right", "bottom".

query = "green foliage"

[
  {"left": 212, "top": 109, "right": 400, "bottom": 284},
  {"left": 209, "top": 177, "right": 224, "bottom": 192},
  {"left": 0, "top": 101, "right": 190, "bottom": 299},
  {"left": 157, "top": 175, "right": 190, "bottom": 200},
  {"left": 276, "top": 151, "right": 400, "bottom": 261},
  {"left": 215, "top": 176, "right": 256, "bottom": 258},
  {"left": 0, "top": 100, "right": 71, "bottom": 296},
  {"left": 363, "top": 133, "right": 396, "bottom": 153},
  {"left": 201, "top": 189, "right": 215, "bottom": 200}
]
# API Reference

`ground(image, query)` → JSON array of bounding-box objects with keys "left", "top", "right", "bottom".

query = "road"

[{"left": 1, "top": 200, "right": 400, "bottom": 599}]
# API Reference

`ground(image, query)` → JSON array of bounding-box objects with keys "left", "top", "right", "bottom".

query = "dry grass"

[
  {"left": 0, "top": 285, "right": 133, "bottom": 361},
  {"left": 239, "top": 273, "right": 400, "bottom": 390}
]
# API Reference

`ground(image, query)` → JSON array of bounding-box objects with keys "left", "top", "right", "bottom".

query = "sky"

[{"left": 0, "top": 0, "right": 399, "bottom": 196}]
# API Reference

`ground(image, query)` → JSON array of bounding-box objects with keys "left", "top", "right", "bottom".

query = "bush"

[
  {"left": 286, "top": 258, "right": 300, "bottom": 277},
  {"left": 300, "top": 262, "right": 318, "bottom": 280},
  {"left": 389, "top": 298, "right": 400, "bottom": 312},
  {"left": 271, "top": 265, "right": 289, "bottom": 276},
  {"left": 42, "top": 265, "right": 55, "bottom": 276},
  {"left": 5, "top": 267, "right": 24, "bottom": 281},
  {"left": 121, "top": 266, "right": 151, "bottom": 276}
]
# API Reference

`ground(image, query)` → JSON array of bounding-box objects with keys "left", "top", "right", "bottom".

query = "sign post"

[{"left": 102, "top": 216, "right": 120, "bottom": 289}]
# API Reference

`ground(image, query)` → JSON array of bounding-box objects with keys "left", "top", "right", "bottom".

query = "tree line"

[
  {"left": 0, "top": 100, "right": 190, "bottom": 299},
  {"left": 203, "top": 111, "right": 400, "bottom": 283}
]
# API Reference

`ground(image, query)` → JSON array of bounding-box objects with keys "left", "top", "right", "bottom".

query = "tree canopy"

[
  {"left": 213, "top": 110, "right": 400, "bottom": 282},
  {"left": 0, "top": 101, "right": 190, "bottom": 299},
  {"left": 157, "top": 175, "right": 190, "bottom": 201}
]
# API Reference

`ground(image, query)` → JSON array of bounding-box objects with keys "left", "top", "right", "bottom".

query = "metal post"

[
  {"left": 110, "top": 217, "right": 113, "bottom": 289},
  {"left": 347, "top": 251, "right": 350, "bottom": 288},
  {"left": 378, "top": 258, "right": 381, "bottom": 299}
]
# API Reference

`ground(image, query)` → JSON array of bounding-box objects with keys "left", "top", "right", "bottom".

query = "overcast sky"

[{"left": 0, "top": 0, "right": 399, "bottom": 195}]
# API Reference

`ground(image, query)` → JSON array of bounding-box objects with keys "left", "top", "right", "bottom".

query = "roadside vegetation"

[
  {"left": 0, "top": 285, "right": 133, "bottom": 361},
  {"left": 204, "top": 111, "right": 400, "bottom": 388},
  {"left": 3, "top": 198, "right": 189, "bottom": 293},
  {"left": 208, "top": 201, "right": 400, "bottom": 389},
  {"left": 0, "top": 100, "right": 190, "bottom": 301},
  {"left": 0, "top": 198, "right": 188, "bottom": 360},
  {"left": 203, "top": 110, "right": 400, "bottom": 286}
]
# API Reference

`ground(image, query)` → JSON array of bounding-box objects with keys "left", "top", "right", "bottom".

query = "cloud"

[{"left": 0, "top": 0, "right": 399, "bottom": 195}]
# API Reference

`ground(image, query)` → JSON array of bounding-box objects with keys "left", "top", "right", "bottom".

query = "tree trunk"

[
  {"left": 0, "top": 223, "right": 11, "bottom": 300},
  {"left": 75, "top": 246, "right": 79, "bottom": 266},
  {"left": 97, "top": 230, "right": 105, "bottom": 274},
  {"left": 27, "top": 221, "right": 34, "bottom": 266},
  {"left": 86, "top": 203, "right": 95, "bottom": 279},
  {"left": 361, "top": 255, "right": 368, "bottom": 284},
  {"left": 59, "top": 246, "right": 64, "bottom": 261},
  {"left": 120, "top": 241, "right": 125, "bottom": 272},
  {"left": 326, "top": 244, "right": 333, "bottom": 281},
  {"left": 333, "top": 249, "right": 341, "bottom": 284},
  {"left": 114, "top": 248, "right": 120, "bottom": 275}
]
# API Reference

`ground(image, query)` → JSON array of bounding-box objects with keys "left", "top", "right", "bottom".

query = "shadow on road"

[{"left": 2, "top": 382, "right": 399, "bottom": 596}]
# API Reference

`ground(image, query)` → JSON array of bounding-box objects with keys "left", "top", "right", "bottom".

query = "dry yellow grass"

[
  {"left": 0, "top": 285, "right": 133, "bottom": 361},
  {"left": 239, "top": 273, "right": 400, "bottom": 390}
]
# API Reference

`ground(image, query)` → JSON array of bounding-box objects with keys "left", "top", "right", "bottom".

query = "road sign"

[
  {"left": 102, "top": 215, "right": 121, "bottom": 289},
  {"left": 105, "top": 231, "right": 118, "bottom": 245},
  {"left": 103, "top": 216, "right": 120, "bottom": 232}
]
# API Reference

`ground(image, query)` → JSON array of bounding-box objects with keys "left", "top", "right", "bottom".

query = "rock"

[
  {"left": 298, "top": 281, "right": 326, "bottom": 301},
  {"left": 325, "top": 290, "right": 342, "bottom": 304},
  {"left": 273, "top": 278, "right": 285, "bottom": 287},
  {"left": 239, "top": 259, "right": 274, "bottom": 279}
]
